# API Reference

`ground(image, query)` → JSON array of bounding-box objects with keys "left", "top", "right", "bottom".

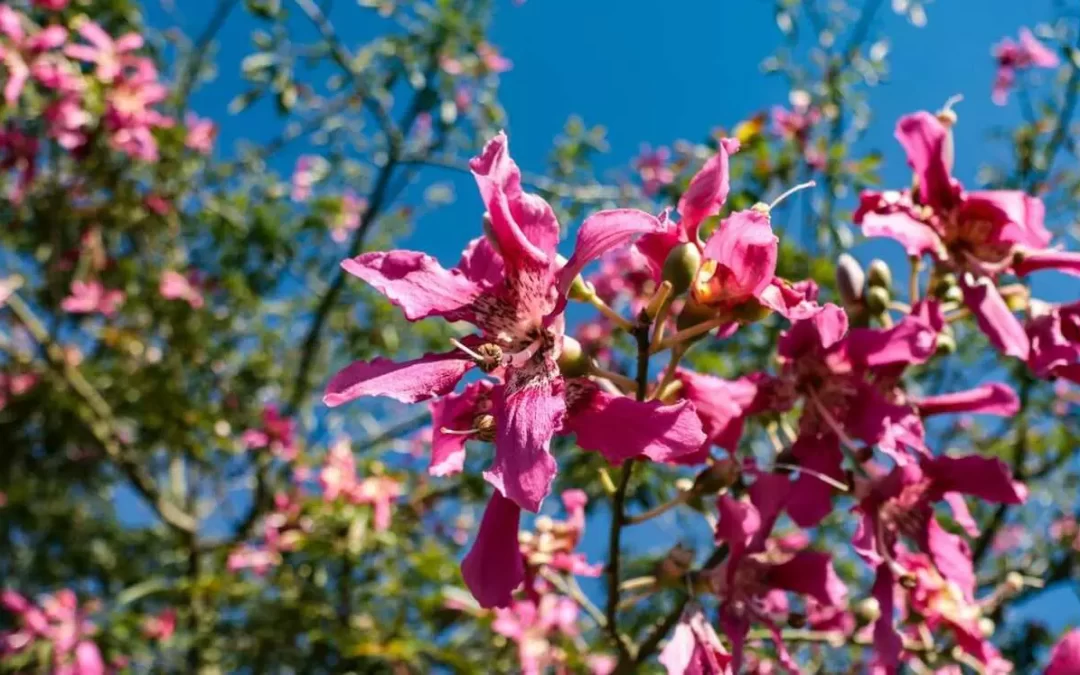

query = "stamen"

[
  {"left": 508, "top": 336, "right": 543, "bottom": 368},
  {"left": 773, "top": 462, "right": 850, "bottom": 492},
  {"left": 768, "top": 180, "right": 817, "bottom": 210},
  {"left": 450, "top": 338, "right": 485, "bottom": 362},
  {"left": 439, "top": 427, "right": 477, "bottom": 436}
]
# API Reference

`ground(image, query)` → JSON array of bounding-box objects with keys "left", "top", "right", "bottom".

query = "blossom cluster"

[{"left": 321, "top": 96, "right": 1078, "bottom": 671}]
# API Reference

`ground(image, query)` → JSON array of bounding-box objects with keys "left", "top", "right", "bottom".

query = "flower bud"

[
  {"left": 557, "top": 336, "right": 590, "bottom": 378},
  {"left": 691, "top": 458, "right": 741, "bottom": 495},
  {"left": 662, "top": 242, "right": 703, "bottom": 296},
  {"left": 865, "top": 285, "right": 891, "bottom": 316},
  {"left": 835, "top": 253, "right": 866, "bottom": 307},
  {"left": 935, "top": 332, "right": 956, "bottom": 355},
  {"left": 978, "top": 617, "right": 995, "bottom": 637},
  {"left": 555, "top": 253, "right": 594, "bottom": 301},
  {"left": 1002, "top": 284, "right": 1031, "bottom": 313},
  {"left": 1004, "top": 571, "right": 1024, "bottom": 595},
  {"left": 787, "top": 612, "right": 807, "bottom": 629},
  {"left": 731, "top": 299, "right": 773, "bottom": 324},
  {"left": 675, "top": 298, "right": 718, "bottom": 347},
  {"left": 933, "top": 272, "right": 958, "bottom": 299},
  {"left": 854, "top": 597, "right": 881, "bottom": 624},
  {"left": 867, "top": 259, "right": 892, "bottom": 290}
]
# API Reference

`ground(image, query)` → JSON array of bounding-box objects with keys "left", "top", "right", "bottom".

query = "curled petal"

[
  {"left": 563, "top": 382, "right": 706, "bottom": 464},
  {"left": 914, "top": 383, "right": 1019, "bottom": 417},
  {"left": 756, "top": 277, "right": 822, "bottom": 320},
  {"left": 483, "top": 363, "right": 565, "bottom": 512},
  {"left": 678, "top": 138, "right": 739, "bottom": 239},
  {"left": 1014, "top": 248, "right": 1080, "bottom": 277},
  {"left": 461, "top": 492, "right": 524, "bottom": 608},
  {"left": 658, "top": 606, "right": 733, "bottom": 675},
  {"left": 675, "top": 370, "right": 764, "bottom": 455},
  {"left": 429, "top": 381, "right": 494, "bottom": 477},
  {"left": 927, "top": 454, "right": 1028, "bottom": 504},
  {"left": 778, "top": 303, "right": 848, "bottom": 359},
  {"left": 960, "top": 275, "right": 1030, "bottom": 360},
  {"left": 457, "top": 236, "right": 505, "bottom": 288},
  {"left": 342, "top": 251, "right": 482, "bottom": 321},
  {"left": 854, "top": 191, "right": 942, "bottom": 257},
  {"left": 558, "top": 209, "right": 664, "bottom": 297},
  {"left": 895, "top": 112, "right": 957, "bottom": 210},
  {"left": 700, "top": 210, "right": 778, "bottom": 300},
  {"left": 324, "top": 350, "right": 474, "bottom": 407},
  {"left": 845, "top": 317, "right": 937, "bottom": 369},
  {"left": 966, "top": 190, "right": 1051, "bottom": 249}
]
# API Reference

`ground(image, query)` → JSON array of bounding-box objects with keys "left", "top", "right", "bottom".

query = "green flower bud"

[
  {"left": 835, "top": 253, "right": 866, "bottom": 306},
  {"left": 691, "top": 458, "right": 741, "bottom": 495},
  {"left": 935, "top": 332, "right": 956, "bottom": 355},
  {"left": 662, "top": 242, "right": 703, "bottom": 296},
  {"left": 557, "top": 336, "right": 590, "bottom": 378},
  {"left": 867, "top": 258, "right": 892, "bottom": 290},
  {"left": 854, "top": 597, "right": 881, "bottom": 624},
  {"left": 865, "top": 285, "right": 890, "bottom": 315},
  {"left": 933, "top": 272, "right": 958, "bottom": 299}
]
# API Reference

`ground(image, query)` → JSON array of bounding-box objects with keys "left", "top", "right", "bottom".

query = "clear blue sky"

[{"left": 141, "top": 0, "right": 1078, "bottom": 643}]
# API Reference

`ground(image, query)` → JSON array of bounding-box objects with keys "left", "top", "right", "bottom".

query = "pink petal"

[
  {"left": 769, "top": 550, "right": 848, "bottom": 607},
  {"left": 677, "top": 138, "right": 739, "bottom": 239},
  {"left": 943, "top": 492, "right": 980, "bottom": 537},
  {"left": 429, "top": 381, "right": 493, "bottom": 477},
  {"left": 1046, "top": 629, "right": 1080, "bottom": 675},
  {"left": 456, "top": 236, "right": 505, "bottom": 288},
  {"left": 74, "top": 641, "right": 105, "bottom": 675},
  {"left": 960, "top": 275, "right": 1030, "bottom": 360},
  {"left": 844, "top": 317, "right": 936, "bottom": 368},
  {"left": 778, "top": 303, "right": 848, "bottom": 359},
  {"left": 927, "top": 454, "right": 1028, "bottom": 504},
  {"left": 965, "top": 190, "right": 1051, "bottom": 249},
  {"left": 483, "top": 364, "right": 564, "bottom": 512},
  {"left": 323, "top": 350, "right": 474, "bottom": 407},
  {"left": 854, "top": 191, "right": 942, "bottom": 257},
  {"left": 461, "top": 491, "right": 524, "bottom": 608},
  {"left": 470, "top": 131, "right": 558, "bottom": 270},
  {"left": 785, "top": 434, "right": 844, "bottom": 528},
  {"left": 700, "top": 209, "right": 778, "bottom": 300},
  {"left": 558, "top": 209, "right": 664, "bottom": 297},
  {"left": 714, "top": 494, "right": 759, "bottom": 564},
  {"left": 871, "top": 565, "right": 902, "bottom": 668},
  {"left": 562, "top": 383, "right": 706, "bottom": 464},
  {"left": 914, "top": 383, "right": 1019, "bottom": 417},
  {"left": 674, "top": 370, "right": 762, "bottom": 454},
  {"left": 895, "top": 112, "right": 956, "bottom": 210},
  {"left": 341, "top": 250, "right": 481, "bottom": 322},
  {"left": 114, "top": 32, "right": 144, "bottom": 53},
  {"left": 925, "top": 518, "right": 976, "bottom": 599},
  {"left": 1014, "top": 248, "right": 1080, "bottom": 277},
  {"left": 77, "top": 21, "right": 113, "bottom": 50},
  {"left": 1019, "top": 27, "right": 1060, "bottom": 68}
]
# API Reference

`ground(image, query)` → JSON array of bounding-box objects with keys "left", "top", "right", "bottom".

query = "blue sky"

[{"left": 139, "top": 0, "right": 1078, "bottom": 646}]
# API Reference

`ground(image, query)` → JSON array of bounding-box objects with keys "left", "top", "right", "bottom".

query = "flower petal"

[
  {"left": 457, "top": 236, "right": 505, "bottom": 288},
  {"left": 563, "top": 382, "right": 706, "bottom": 464},
  {"left": 914, "top": 383, "right": 1019, "bottom": 417},
  {"left": 844, "top": 317, "right": 937, "bottom": 369},
  {"left": 769, "top": 550, "right": 848, "bottom": 607},
  {"left": 895, "top": 112, "right": 957, "bottom": 210},
  {"left": 483, "top": 363, "right": 565, "bottom": 512},
  {"left": 341, "top": 250, "right": 481, "bottom": 321},
  {"left": 1047, "top": 630, "right": 1080, "bottom": 675},
  {"left": 461, "top": 492, "right": 524, "bottom": 608},
  {"left": 960, "top": 274, "right": 1030, "bottom": 360},
  {"left": 324, "top": 350, "right": 474, "bottom": 407},
  {"left": 786, "top": 434, "right": 844, "bottom": 528},
  {"left": 677, "top": 138, "right": 739, "bottom": 239},
  {"left": 429, "top": 381, "right": 493, "bottom": 477},
  {"left": 854, "top": 191, "right": 942, "bottom": 257},
  {"left": 701, "top": 210, "right": 778, "bottom": 299},
  {"left": 927, "top": 454, "right": 1028, "bottom": 504},
  {"left": 674, "top": 370, "right": 764, "bottom": 453},
  {"left": 1014, "top": 248, "right": 1080, "bottom": 277},
  {"left": 558, "top": 209, "right": 664, "bottom": 297},
  {"left": 778, "top": 303, "right": 848, "bottom": 359},
  {"left": 470, "top": 131, "right": 559, "bottom": 269}
]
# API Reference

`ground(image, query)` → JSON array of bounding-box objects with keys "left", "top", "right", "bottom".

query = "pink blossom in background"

[
  {"left": 61, "top": 280, "right": 125, "bottom": 316},
  {"left": 64, "top": 19, "right": 143, "bottom": 83},
  {"left": 0, "top": 6, "right": 68, "bottom": 105},
  {"left": 242, "top": 405, "right": 298, "bottom": 460},
  {"left": 159, "top": 270, "right": 205, "bottom": 309},
  {"left": 0, "top": 372, "right": 38, "bottom": 410},
  {"left": 0, "top": 589, "right": 106, "bottom": 675},
  {"left": 184, "top": 113, "right": 217, "bottom": 154},
  {"left": 992, "top": 27, "right": 1059, "bottom": 105},
  {"left": 658, "top": 605, "right": 732, "bottom": 675},
  {"left": 226, "top": 544, "right": 281, "bottom": 576},
  {"left": 103, "top": 58, "right": 173, "bottom": 162},
  {"left": 44, "top": 96, "right": 92, "bottom": 150},
  {"left": 330, "top": 191, "right": 366, "bottom": 243},
  {"left": 144, "top": 193, "right": 172, "bottom": 216},
  {"left": 33, "top": 0, "right": 70, "bottom": 10},
  {"left": 141, "top": 609, "right": 176, "bottom": 641},
  {"left": 290, "top": 155, "right": 319, "bottom": 202},
  {"left": 476, "top": 41, "right": 512, "bottom": 73},
  {"left": 771, "top": 90, "right": 820, "bottom": 144},
  {"left": 633, "top": 144, "right": 675, "bottom": 196},
  {"left": 439, "top": 54, "right": 464, "bottom": 75},
  {"left": 0, "top": 126, "right": 39, "bottom": 204},
  {"left": 354, "top": 476, "right": 403, "bottom": 531},
  {"left": 318, "top": 440, "right": 358, "bottom": 502},
  {"left": 492, "top": 595, "right": 579, "bottom": 675}
]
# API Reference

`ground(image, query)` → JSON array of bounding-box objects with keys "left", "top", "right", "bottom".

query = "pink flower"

[
  {"left": 1027, "top": 300, "right": 1080, "bottom": 384},
  {"left": 227, "top": 544, "right": 281, "bottom": 575},
  {"left": 103, "top": 58, "right": 172, "bottom": 162},
  {"left": 854, "top": 456, "right": 1025, "bottom": 667},
  {"left": 34, "top": 0, "right": 70, "bottom": 10},
  {"left": 587, "top": 245, "right": 655, "bottom": 312},
  {"left": 771, "top": 91, "right": 819, "bottom": 143},
  {"left": 44, "top": 95, "right": 92, "bottom": 150},
  {"left": 992, "top": 28, "right": 1059, "bottom": 105},
  {"left": 671, "top": 370, "right": 772, "bottom": 463},
  {"left": 710, "top": 474, "right": 848, "bottom": 671},
  {"left": 184, "top": 113, "right": 217, "bottom": 154},
  {"left": 1046, "top": 629, "right": 1080, "bottom": 675},
  {"left": 0, "top": 126, "right": 39, "bottom": 203},
  {"left": 518, "top": 489, "right": 602, "bottom": 578},
  {"left": 141, "top": 609, "right": 176, "bottom": 641},
  {"left": 242, "top": 405, "right": 298, "bottom": 460},
  {"left": 0, "top": 372, "right": 37, "bottom": 410},
  {"left": 0, "top": 6, "right": 68, "bottom": 104},
  {"left": 659, "top": 605, "right": 732, "bottom": 675},
  {"left": 61, "top": 280, "right": 124, "bottom": 316},
  {"left": 291, "top": 155, "right": 319, "bottom": 202},
  {"left": 330, "top": 190, "right": 366, "bottom": 243},
  {"left": 65, "top": 19, "right": 143, "bottom": 83},
  {"left": 353, "top": 476, "right": 402, "bottom": 531},
  {"left": 159, "top": 270, "right": 205, "bottom": 309},
  {"left": 0, "top": 589, "right": 105, "bottom": 675},
  {"left": 633, "top": 144, "right": 675, "bottom": 196},
  {"left": 476, "top": 41, "right": 512, "bottom": 73},
  {"left": 318, "top": 439, "right": 358, "bottom": 501},
  {"left": 492, "top": 595, "right": 579, "bottom": 675},
  {"left": 855, "top": 111, "right": 1051, "bottom": 359},
  {"left": 461, "top": 491, "right": 525, "bottom": 608}
]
